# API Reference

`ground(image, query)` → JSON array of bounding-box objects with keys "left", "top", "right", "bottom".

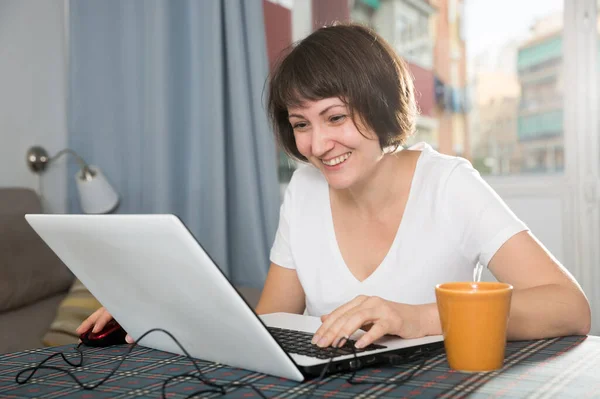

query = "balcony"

[
  {"left": 517, "top": 110, "right": 563, "bottom": 141},
  {"left": 519, "top": 96, "right": 563, "bottom": 113},
  {"left": 518, "top": 35, "right": 562, "bottom": 72}
]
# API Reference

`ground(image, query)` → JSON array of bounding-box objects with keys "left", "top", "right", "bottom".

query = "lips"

[{"left": 321, "top": 152, "right": 352, "bottom": 166}]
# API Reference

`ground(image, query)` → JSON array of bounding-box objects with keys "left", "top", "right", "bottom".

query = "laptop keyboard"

[{"left": 268, "top": 327, "right": 387, "bottom": 359}]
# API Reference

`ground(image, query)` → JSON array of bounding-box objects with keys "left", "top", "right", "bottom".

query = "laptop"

[{"left": 25, "top": 214, "right": 444, "bottom": 381}]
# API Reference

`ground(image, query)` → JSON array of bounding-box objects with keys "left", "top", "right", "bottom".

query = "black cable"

[
  {"left": 15, "top": 328, "right": 267, "bottom": 399},
  {"left": 15, "top": 329, "right": 442, "bottom": 399}
]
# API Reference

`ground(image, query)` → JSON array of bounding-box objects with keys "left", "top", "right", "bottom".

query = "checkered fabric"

[{"left": 0, "top": 336, "right": 596, "bottom": 398}]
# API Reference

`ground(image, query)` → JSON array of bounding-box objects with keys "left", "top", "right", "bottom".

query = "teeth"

[{"left": 322, "top": 152, "right": 351, "bottom": 166}]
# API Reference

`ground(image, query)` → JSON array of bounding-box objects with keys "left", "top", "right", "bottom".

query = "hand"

[
  {"left": 311, "top": 296, "right": 428, "bottom": 349},
  {"left": 76, "top": 307, "right": 135, "bottom": 344}
]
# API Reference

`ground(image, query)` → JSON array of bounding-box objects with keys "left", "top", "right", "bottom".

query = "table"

[{"left": 0, "top": 335, "right": 598, "bottom": 398}]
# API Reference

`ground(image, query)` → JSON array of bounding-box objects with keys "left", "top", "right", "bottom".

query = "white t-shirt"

[{"left": 270, "top": 143, "right": 528, "bottom": 316}]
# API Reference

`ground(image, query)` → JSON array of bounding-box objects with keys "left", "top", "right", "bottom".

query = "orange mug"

[{"left": 435, "top": 282, "right": 513, "bottom": 372}]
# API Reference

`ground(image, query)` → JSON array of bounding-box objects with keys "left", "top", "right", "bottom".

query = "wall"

[
  {"left": 0, "top": 0, "right": 68, "bottom": 213},
  {"left": 263, "top": 0, "right": 292, "bottom": 68},
  {"left": 311, "top": 0, "right": 349, "bottom": 29}
]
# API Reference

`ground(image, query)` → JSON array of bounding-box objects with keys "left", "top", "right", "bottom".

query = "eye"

[
  {"left": 330, "top": 115, "right": 346, "bottom": 124},
  {"left": 292, "top": 121, "right": 309, "bottom": 131}
]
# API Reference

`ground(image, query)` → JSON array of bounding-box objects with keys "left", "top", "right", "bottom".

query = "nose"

[{"left": 311, "top": 126, "right": 334, "bottom": 158}]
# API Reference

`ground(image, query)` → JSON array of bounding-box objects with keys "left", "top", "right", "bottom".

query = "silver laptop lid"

[{"left": 25, "top": 214, "right": 304, "bottom": 381}]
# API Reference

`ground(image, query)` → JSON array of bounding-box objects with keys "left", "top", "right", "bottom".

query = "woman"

[{"left": 78, "top": 23, "right": 591, "bottom": 349}]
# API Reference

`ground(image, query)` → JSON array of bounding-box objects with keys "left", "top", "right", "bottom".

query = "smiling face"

[
  {"left": 268, "top": 24, "right": 418, "bottom": 190},
  {"left": 288, "top": 97, "right": 384, "bottom": 190}
]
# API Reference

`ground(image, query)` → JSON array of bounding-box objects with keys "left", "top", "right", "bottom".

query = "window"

[
  {"left": 467, "top": 0, "right": 565, "bottom": 175},
  {"left": 266, "top": 0, "right": 571, "bottom": 182}
]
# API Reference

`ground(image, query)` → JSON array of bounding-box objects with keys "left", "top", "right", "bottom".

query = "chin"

[
  {"left": 311, "top": 160, "right": 358, "bottom": 190},
  {"left": 323, "top": 174, "right": 355, "bottom": 190}
]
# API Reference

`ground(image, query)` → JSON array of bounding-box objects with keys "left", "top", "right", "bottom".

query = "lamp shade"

[{"left": 75, "top": 166, "right": 119, "bottom": 214}]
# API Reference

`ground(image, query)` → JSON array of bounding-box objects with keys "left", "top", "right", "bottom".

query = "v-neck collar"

[{"left": 325, "top": 145, "right": 428, "bottom": 285}]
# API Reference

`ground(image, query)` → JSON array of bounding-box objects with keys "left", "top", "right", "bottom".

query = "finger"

[
  {"left": 313, "top": 296, "right": 368, "bottom": 344},
  {"left": 320, "top": 314, "right": 329, "bottom": 322},
  {"left": 315, "top": 296, "right": 387, "bottom": 346},
  {"left": 76, "top": 308, "right": 103, "bottom": 333},
  {"left": 355, "top": 322, "right": 389, "bottom": 349},
  {"left": 91, "top": 311, "right": 114, "bottom": 333},
  {"left": 315, "top": 299, "right": 371, "bottom": 346},
  {"left": 319, "top": 307, "right": 380, "bottom": 348},
  {"left": 76, "top": 307, "right": 105, "bottom": 334},
  {"left": 334, "top": 336, "right": 348, "bottom": 348},
  {"left": 125, "top": 334, "right": 134, "bottom": 344}
]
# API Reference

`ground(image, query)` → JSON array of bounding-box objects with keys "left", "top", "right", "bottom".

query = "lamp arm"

[
  {"left": 50, "top": 148, "right": 90, "bottom": 170},
  {"left": 27, "top": 146, "right": 93, "bottom": 174}
]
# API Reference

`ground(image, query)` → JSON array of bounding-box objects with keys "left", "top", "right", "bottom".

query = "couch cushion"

[
  {"left": 43, "top": 279, "right": 102, "bottom": 346},
  {"left": 0, "top": 291, "right": 67, "bottom": 354},
  {"left": 0, "top": 188, "right": 74, "bottom": 312}
]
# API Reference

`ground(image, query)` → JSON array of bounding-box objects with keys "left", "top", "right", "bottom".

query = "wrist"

[{"left": 417, "top": 303, "right": 442, "bottom": 336}]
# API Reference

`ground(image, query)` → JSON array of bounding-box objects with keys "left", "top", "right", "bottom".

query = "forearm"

[
  {"left": 506, "top": 284, "right": 591, "bottom": 340},
  {"left": 417, "top": 284, "right": 591, "bottom": 340}
]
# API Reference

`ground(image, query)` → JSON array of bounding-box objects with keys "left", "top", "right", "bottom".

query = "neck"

[{"left": 333, "top": 152, "right": 407, "bottom": 217}]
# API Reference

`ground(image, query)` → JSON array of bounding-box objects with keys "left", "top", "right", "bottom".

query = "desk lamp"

[{"left": 26, "top": 146, "right": 119, "bottom": 214}]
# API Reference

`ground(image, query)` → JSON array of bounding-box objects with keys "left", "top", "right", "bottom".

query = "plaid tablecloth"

[{"left": 0, "top": 335, "right": 597, "bottom": 398}]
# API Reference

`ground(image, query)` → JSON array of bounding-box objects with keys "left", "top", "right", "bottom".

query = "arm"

[
  {"left": 310, "top": 231, "right": 591, "bottom": 349},
  {"left": 406, "top": 231, "right": 592, "bottom": 341},
  {"left": 440, "top": 161, "right": 590, "bottom": 339},
  {"left": 255, "top": 263, "right": 306, "bottom": 315},
  {"left": 488, "top": 230, "right": 591, "bottom": 339}
]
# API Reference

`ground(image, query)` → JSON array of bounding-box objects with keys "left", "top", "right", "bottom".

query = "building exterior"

[
  {"left": 351, "top": 0, "right": 438, "bottom": 147},
  {"left": 350, "top": 0, "right": 471, "bottom": 157},
  {"left": 473, "top": 88, "right": 520, "bottom": 175},
  {"left": 354, "top": 0, "right": 470, "bottom": 157},
  {"left": 469, "top": 41, "right": 521, "bottom": 175},
  {"left": 517, "top": 27, "right": 564, "bottom": 173},
  {"left": 429, "top": 0, "right": 469, "bottom": 157}
]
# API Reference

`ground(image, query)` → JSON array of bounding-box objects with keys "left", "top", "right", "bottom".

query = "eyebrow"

[{"left": 288, "top": 104, "right": 345, "bottom": 119}]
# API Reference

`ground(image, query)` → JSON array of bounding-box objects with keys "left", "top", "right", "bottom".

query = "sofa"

[
  {"left": 0, "top": 188, "right": 74, "bottom": 353},
  {"left": 0, "top": 188, "right": 261, "bottom": 354}
]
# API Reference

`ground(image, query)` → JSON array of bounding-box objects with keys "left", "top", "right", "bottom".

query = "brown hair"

[{"left": 267, "top": 23, "right": 418, "bottom": 162}]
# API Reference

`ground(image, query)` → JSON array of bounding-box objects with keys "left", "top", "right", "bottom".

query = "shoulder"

[
  {"left": 409, "top": 143, "right": 474, "bottom": 190},
  {"left": 413, "top": 144, "right": 509, "bottom": 214}
]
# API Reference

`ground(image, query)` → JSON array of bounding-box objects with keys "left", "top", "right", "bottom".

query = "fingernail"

[
  {"left": 311, "top": 335, "right": 321, "bottom": 345},
  {"left": 92, "top": 326, "right": 99, "bottom": 333},
  {"left": 317, "top": 337, "right": 328, "bottom": 347},
  {"left": 355, "top": 340, "right": 365, "bottom": 349},
  {"left": 125, "top": 335, "right": 134, "bottom": 344},
  {"left": 336, "top": 337, "right": 347, "bottom": 348}
]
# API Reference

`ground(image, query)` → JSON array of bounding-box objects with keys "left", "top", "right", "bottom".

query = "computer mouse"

[{"left": 79, "top": 319, "right": 128, "bottom": 347}]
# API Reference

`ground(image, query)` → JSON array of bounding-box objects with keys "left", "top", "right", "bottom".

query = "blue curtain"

[{"left": 68, "top": 0, "right": 279, "bottom": 288}]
